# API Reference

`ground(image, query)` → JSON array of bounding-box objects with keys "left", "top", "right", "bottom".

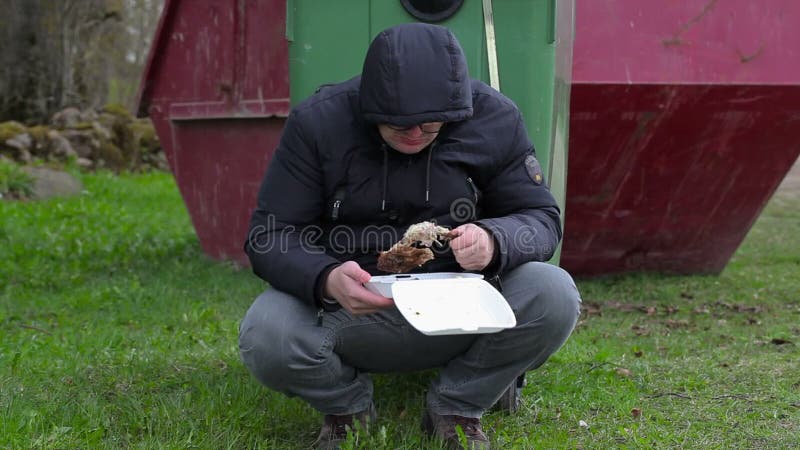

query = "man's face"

[{"left": 377, "top": 122, "right": 444, "bottom": 154}]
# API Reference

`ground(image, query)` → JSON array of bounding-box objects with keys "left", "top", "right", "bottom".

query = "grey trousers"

[{"left": 239, "top": 262, "right": 581, "bottom": 418}]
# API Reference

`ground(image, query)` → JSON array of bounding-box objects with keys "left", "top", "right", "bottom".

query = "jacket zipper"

[
  {"left": 466, "top": 177, "right": 479, "bottom": 204},
  {"left": 331, "top": 187, "right": 346, "bottom": 221}
]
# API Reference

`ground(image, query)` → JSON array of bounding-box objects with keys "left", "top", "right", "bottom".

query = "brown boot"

[
  {"left": 421, "top": 409, "right": 490, "bottom": 450},
  {"left": 314, "top": 403, "right": 377, "bottom": 450}
]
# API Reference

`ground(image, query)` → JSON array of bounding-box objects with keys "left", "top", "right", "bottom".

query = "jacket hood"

[{"left": 359, "top": 23, "right": 473, "bottom": 126}]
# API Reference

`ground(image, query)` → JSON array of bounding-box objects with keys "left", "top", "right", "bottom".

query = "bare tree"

[
  {"left": 0, "top": 0, "right": 54, "bottom": 122},
  {"left": 109, "top": 0, "right": 164, "bottom": 109}
]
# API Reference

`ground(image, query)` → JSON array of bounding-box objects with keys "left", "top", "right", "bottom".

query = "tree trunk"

[{"left": 0, "top": 0, "right": 163, "bottom": 123}]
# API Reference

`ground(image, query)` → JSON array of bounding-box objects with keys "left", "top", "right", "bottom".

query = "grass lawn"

[{"left": 1, "top": 170, "right": 798, "bottom": 449}]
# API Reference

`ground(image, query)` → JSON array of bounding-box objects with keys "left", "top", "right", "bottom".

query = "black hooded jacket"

[{"left": 245, "top": 23, "right": 561, "bottom": 306}]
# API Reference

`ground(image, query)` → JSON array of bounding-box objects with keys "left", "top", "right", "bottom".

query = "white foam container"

[
  {"left": 365, "top": 272, "right": 484, "bottom": 297},
  {"left": 366, "top": 274, "right": 516, "bottom": 336}
]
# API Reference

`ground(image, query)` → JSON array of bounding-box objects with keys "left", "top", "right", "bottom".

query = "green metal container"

[{"left": 286, "top": 0, "right": 574, "bottom": 260}]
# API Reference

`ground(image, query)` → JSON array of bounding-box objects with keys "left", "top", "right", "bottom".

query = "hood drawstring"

[
  {"left": 425, "top": 141, "right": 437, "bottom": 205},
  {"left": 381, "top": 143, "right": 388, "bottom": 212}
]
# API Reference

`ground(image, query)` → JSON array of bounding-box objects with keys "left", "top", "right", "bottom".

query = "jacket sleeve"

[
  {"left": 244, "top": 110, "right": 341, "bottom": 304},
  {"left": 475, "top": 113, "right": 562, "bottom": 275}
]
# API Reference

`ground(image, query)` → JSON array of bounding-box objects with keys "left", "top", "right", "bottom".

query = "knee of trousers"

[
  {"left": 238, "top": 291, "right": 336, "bottom": 392},
  {"left": 508, "top": 262, "right": 582, "bottom": 335}
]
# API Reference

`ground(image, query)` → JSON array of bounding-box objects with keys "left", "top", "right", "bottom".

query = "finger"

[
  {"left": 453, "top": 250, "right": 476, "bottom": 268},
  {"left": 454, "top": 247, "right": 487, "bottom": 269},
  {"left": 452, "top": 240, "right": 480, "bottom": 256},
  {"left": 454, "top": 223, "right": 479, "bottom": 235},
  {"left": 340, "top": 261, "right": 372, "bottom": 283},
  {"left": 448, "top": 226, "right": 466, "bottom": 238},
  {"left": 349, "top": 285, "right": 394, "bottom": 306},
  {"left": 449, "top": 225, "right": 471, "bottom": 246},
  {"left": 362, "top": 294, "right": 395, "bottom": 308},
  {"left": 450, "top": 233, "right": 478, "bottom": 250}
]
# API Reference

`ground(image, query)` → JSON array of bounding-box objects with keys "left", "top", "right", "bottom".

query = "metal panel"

[
  {"left": 563, "top": 0, "right": 800, "bottom": 274},
  {"left": 136, "top": 0, "right": 290, "bottom": 263},
  {"left": 571, "top": 0, "right": 800, "bottom": 84}
]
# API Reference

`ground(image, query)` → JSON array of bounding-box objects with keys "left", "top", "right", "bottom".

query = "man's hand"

[
  {"left": 450, "top": 223, "right": 496, "bottom": 271},
  {"left": 324, "top": 261, "right": 394, "bottom": 315}
]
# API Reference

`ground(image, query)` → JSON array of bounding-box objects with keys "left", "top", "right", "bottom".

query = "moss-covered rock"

[
  {"left": 47, "top": 130, "right": 77, "bottom": 159},
  {"left": 22, "top": 126, "right": 76, "bottom": 162},
  {"left": 0, "top": 121, "right": 27, "bottom": 142},
  {"left": 0, "top": 121, "right": 32, "bottom": 162},
  {"left": 102, "top": 103, "right": 135, "bottom": 121},
  {"left": 131, "top": 118, "right": 161, "bottom": 154},
  {"left": 72, "top": 121, "right": 95, "bottom": 131},
  {"left": 50, "top": 107, "right": 82, "bottom": 129},
  {"left": 96, "top": 110, "right": 136, "bottom": 170},
  {"left": 92, "top": 137, "right": 126, "bottom": 170},
  {"left": 27, "top": 125, "right": 50, "bottom": 157},
  {"left": 61, "top": 130, "right": 98, "bottom": 158},
  {"left": 27, "top": 125, "right": 49, "bottom": 142},
  {"left": 53, "top": 108, "right": 100, "bottom": 130}
]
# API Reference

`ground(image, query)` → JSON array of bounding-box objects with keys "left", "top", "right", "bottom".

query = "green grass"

[
  {"left": 1, "top": 171, "right": 798, "bottom": 449},
  {"left": 0, "top": 158, "right": 35, "bottom": 200}
]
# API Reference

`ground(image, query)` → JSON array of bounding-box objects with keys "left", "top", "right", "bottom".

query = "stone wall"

[{"left": 0, "top": 105, "right": 167, "bottom": 172}]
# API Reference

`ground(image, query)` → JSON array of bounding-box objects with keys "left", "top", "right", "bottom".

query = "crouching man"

[{"left": 240, "top": 23, "right": 581, "bottom": 450}]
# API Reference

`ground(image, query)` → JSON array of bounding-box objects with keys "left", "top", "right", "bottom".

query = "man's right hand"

[{"left": 324, "top": 261, "right": 394, "bottom": 315}]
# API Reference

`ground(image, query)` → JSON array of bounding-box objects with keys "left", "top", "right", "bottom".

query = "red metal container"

[
  {"left": 137, "top": 0, "right": 289, "bottom": 265},
  {"left": 561, "top": 0, "right": 800, "bottom": 275}
]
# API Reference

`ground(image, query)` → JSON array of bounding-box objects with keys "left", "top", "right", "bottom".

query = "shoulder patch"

[{"left": 524, "top": 154, "right": 544, "bottom": 185}]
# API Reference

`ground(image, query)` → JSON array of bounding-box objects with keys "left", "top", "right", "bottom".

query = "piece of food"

[
  {"left": 377, "top": 221, "right": 458, "bottom": 273},
  {"left": 401, "top": 221, "right": 458, "bottom": 247},
  {"left": 377, "top": 246, "right": 435, "bottom": 274}
]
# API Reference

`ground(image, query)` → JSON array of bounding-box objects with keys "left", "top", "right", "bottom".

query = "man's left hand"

[{"left": 449, "top": 223, "right": 495, "bottom": 271}]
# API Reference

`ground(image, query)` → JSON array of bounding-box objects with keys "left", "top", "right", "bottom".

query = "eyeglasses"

[{"left": 386, "top": 122, "right": 444, "bottom": 134}]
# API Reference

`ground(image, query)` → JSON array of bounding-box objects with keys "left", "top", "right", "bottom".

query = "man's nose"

[{"left": 405, "top": 125, "right": 424, "bottom": 138}]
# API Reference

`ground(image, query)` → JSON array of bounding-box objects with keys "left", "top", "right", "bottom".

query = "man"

[{"left": 239, "top": 23, "right": 581, "bottom": 450}]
